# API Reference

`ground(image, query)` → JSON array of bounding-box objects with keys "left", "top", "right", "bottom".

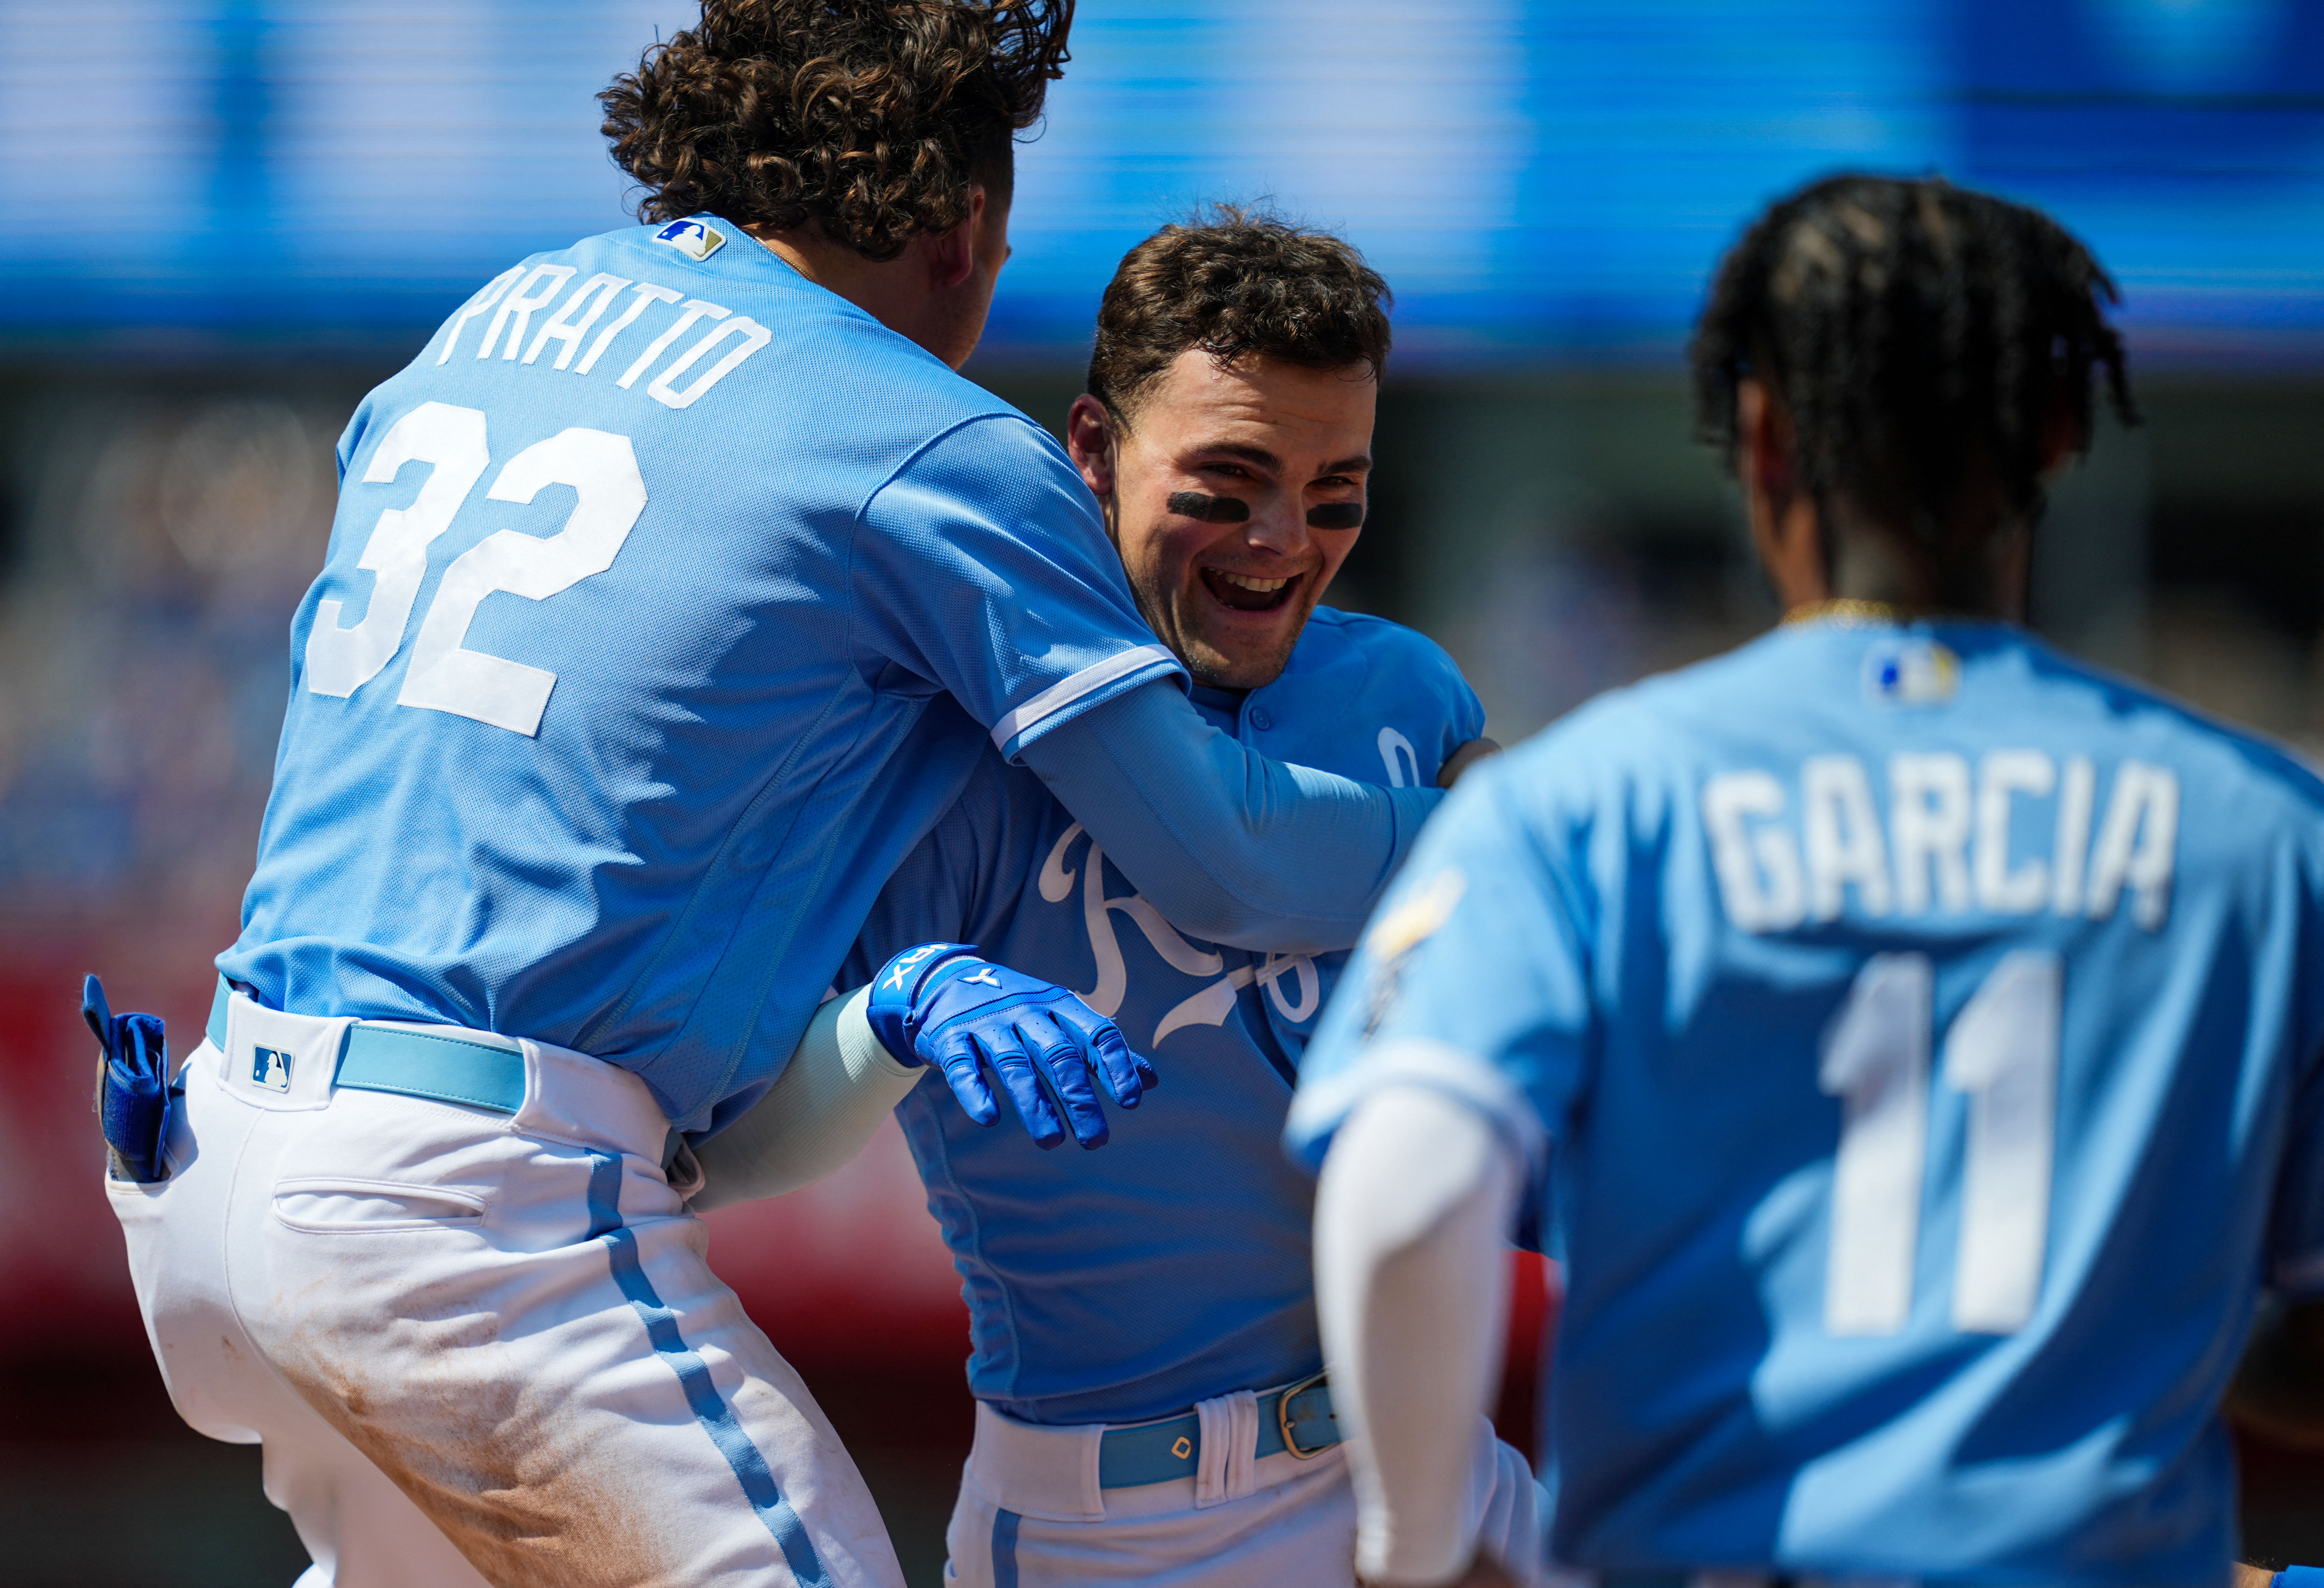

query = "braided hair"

[{"left": 1692, "top": 175, "right": 2136, "bottom": 556}]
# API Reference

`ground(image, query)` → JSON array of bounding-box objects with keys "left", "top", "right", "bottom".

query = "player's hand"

[
  {"left": 1438, "top": 738, "right": 1503, "bottom": 789},
  {"left": 866, "top": 943, "right": 1153, "bottom": 1150}
]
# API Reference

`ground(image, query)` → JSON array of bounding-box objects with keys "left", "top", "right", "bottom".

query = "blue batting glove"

[
  {"left": 866, "top": 943, "right": 1153, "bottom": 1149},
  {"left": 83, "top": 973, "right": 173, "bottom": 1184}
]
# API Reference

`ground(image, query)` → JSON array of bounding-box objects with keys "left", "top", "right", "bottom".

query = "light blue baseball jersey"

[
  {"left": 846, "top": 609, "right": 1484, "bottom": 1424},
  {"left": 220, "top": 217, "right": 1182, "bottom": 1131},
  {"left": 1289, "top": 618, "right": 2324, "bottom": 1586}
]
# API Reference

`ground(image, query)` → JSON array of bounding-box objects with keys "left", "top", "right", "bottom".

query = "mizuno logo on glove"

[{"left": 865, "top": 943, "right": 1157, "bottom": 1151}]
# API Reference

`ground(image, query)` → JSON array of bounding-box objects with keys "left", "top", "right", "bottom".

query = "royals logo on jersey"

[
  {"left": 845, "top": 606, "right": 1488, "bottom": 1426},
  {"left": 1035, "top": 820, "right": 1323, "bottom": 1052},
  {"left": 1030, "top": 611, "right": 1484, "bottom": 1063}
]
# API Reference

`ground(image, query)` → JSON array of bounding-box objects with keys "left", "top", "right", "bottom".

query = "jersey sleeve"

[
  {"left": 1285, "top": 755, "right": 1593, "bottom": 1178},
  {"left": 852, "top": 415, "right": 1186, "bottom": 761}
]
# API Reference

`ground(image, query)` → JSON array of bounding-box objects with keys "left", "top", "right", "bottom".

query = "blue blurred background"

[
  {"left": 6, "top": 0, "right": 2324, "bottom": 357},
  {"left": 2, "top": 3, "right": 2321, "bottom": 1582}
]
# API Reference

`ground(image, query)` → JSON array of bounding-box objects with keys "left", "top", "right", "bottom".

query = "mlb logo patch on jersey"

[
  {"left": 1862, "top": 638, "right": 1959, "bottom": 708},
  {"left": 252, "top": 1046, "right": 292, "bottom": 1092},
  {"left": 654, "top": 218, "right": 727, "bottom": 262}
]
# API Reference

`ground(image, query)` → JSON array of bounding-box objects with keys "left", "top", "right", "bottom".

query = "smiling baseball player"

[
  {"left": 89, "top": 7, "right": 1454, "bottom": 1586},
  {"left": 697, "top": 210, "right": 1538, "bottom": 1587}
]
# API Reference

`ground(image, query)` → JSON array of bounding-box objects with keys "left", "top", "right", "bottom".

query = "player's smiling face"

[{"left": 1067, "top": 350, "right": 1374, "bottom": 692}]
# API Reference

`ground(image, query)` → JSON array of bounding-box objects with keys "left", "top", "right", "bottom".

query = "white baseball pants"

[
  {"left": 941, "top": 1399, "right": 1549, "bottom": 1587},
  {"left": 105, "top": 990, "right": 905, "bottom": 1588}
]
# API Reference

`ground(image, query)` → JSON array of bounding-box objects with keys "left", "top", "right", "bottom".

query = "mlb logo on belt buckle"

[
  {"left": 654, "top": 218, "right": 727, "bottom": 262},
  {"left": 253, "top": 1047, "right": 292, "bottom": 1092}
]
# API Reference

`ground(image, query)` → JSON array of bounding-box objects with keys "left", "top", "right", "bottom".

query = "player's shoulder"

[
  {"left": 1508, "top": 619, "right": 2324, "bottom": 834},
  {"left": 427, "top": 218, "right": 1036, "bottom": 443},
  {"left": 1473, "top": 626, "right": 1875, "bottom": 839},
  {"left": 1501, "top": 630, "right": 1775, "bottom": 774},
  {"left": 2011, "top": 632, "right": 2324, "bottom": 821},
  {"left": 1299, "top": 607, "right": 1461, "bottom": 669},
  {"left": 1290, "top": 608, "right": 1475, "bottom": 703}
]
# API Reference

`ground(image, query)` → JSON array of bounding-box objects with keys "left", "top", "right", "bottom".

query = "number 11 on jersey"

[{"left": 1820, "top": 949, "right": 2063, "bottom": 1338}]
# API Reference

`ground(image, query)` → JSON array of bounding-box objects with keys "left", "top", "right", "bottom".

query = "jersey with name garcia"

[
  {"left": 1290, "top": 619, "right": 2324, "bottom": 1586},
  {"left": 849, "top": 609, "right": 1484, "bottom": 1425},
  {"left": 221, "top": 217, "right": 1181, "bottom": 1131}
]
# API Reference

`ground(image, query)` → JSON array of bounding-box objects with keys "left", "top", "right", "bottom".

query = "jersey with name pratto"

[
  {"left": 848, "top": 608, "right": 1484, "bottom": 1425},
  {"left": 221, "top": 217, "right": 1182, "bottom": 1132},
  {"left": 1288, "top": 618, "right": 2324, "bottom": 1585}
]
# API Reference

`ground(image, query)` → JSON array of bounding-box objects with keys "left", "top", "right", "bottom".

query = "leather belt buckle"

[{"left": 1276, "top": 1368, "right": 1333, "bottom": 1459}]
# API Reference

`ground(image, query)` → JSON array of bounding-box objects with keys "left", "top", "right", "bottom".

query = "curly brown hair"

[
  {"left": 601, "top": 0, "right": 1072, "bottom": 261},
  {"left": 1088, "top": 206, "right": 1393, "bottom": 427}
]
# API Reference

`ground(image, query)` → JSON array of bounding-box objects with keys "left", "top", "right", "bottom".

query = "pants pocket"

[{"left": 272, "top": 1176, "right": 488, "bottom": 1233}]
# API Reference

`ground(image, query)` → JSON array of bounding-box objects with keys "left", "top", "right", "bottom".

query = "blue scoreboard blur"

[{"left": 2, "top": 0, "right": 2319, "bottom": 362}]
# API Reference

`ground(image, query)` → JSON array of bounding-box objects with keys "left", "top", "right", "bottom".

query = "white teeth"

[{"left": 1213, "top": 571, "right": 1290, "bottom": 592}]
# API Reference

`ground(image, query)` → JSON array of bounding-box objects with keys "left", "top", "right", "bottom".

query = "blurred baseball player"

[
  {"left": 1289, "top": 174, "right": 2324, "bottom": 1587},
  {"left": 695, "top": 210, "right": 1537, "bottom": 1586},
  {"left": 89, "top": 5, "right": 1454, "bottom": 1585}
]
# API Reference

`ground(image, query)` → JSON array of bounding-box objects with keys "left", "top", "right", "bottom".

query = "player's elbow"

[
  {"left": 1119, "top": 786, "right": 1408, "bottom": 952},
  {"left": 1129, "top": 865, "right": 1305, "bottom": 951}
]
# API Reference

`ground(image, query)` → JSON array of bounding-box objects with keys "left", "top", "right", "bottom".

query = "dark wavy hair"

[
  {"left": 1089, "top": 205, "right": 1393, "bottom": 426},
  {"left": 601, "top": 0, "right": 1072, "bottom": 261},
  {"left": 1692, "top": 173, "right": 2136, "bottom": 548}
]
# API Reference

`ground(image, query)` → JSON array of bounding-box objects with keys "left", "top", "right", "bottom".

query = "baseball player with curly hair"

[{"left": 88, "top": 5, "right": 1458, "bottom": 1585}]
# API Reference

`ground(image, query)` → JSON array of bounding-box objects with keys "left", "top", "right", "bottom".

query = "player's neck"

[
  {"left": 742, "top": 223, "right": 983, "bottom": 370},
  {"left": 1794, "top": 509, "right": 2027, "bottom": 625}
]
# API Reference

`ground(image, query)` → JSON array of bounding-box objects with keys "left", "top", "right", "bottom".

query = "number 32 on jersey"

[{"left": 304, "top": 401, "right": 646, "bottom": 737}]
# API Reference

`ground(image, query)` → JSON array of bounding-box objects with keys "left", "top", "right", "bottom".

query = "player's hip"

[
  {"left": 945, "top": 1390, "right": 1353, "bottom": 1588},
  {"left": 109, "top": 989, "right": 904, "bottom": 1586},
  {"left": 944, "top": 1391, "right": 1548, "bottom": 1587},
  {"left": 109, "top": 988, "right": 690, "bottom": 1406}
]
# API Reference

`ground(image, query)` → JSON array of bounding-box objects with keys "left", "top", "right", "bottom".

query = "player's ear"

[
  {"left": 1737, "top": 377, "right": 1831, "bottom": 608},
  {"left": 2037, "top": 384, "right": 2086, "bottom": 479},
  {"left": 926, "top": 204, "right": 978, "bottom": 291},
  {"left": 1737, "top": 377, "right": 1796, "bottom": 509},
  {"left": 1065, "top": 395, "right": 1118, "bottom": 501}
]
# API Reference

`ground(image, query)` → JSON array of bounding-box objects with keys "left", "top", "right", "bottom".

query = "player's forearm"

[
  {"left": 1021, "top": 679, "right": 1442, "bottom": 953},
  {"left": 688, "top": 988, "right": 922, "bottom": 1210},
  {"left": 1316, "top": 1087, "right": 1522, "bottom": 1587}
]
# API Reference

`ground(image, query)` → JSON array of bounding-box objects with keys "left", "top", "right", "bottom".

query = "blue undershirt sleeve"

[{"left": 1018, "top": 676, "right": 1443, "bottom": 955}]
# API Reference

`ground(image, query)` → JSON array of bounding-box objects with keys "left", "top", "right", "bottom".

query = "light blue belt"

[
  {"left": 1095, "top": 1371, "right": 1340, "bottom": 1489},
  {"left": 207, "top": 978, "right": 527, "bottom": 1115}
]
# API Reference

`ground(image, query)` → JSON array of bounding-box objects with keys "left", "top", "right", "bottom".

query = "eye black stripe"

[
  {"left": 1306, "top": 503, "right": 1365, "bottom": 530},
  {"left": 1166, "top": 490, "right": 1250, "bottom": 524}
]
